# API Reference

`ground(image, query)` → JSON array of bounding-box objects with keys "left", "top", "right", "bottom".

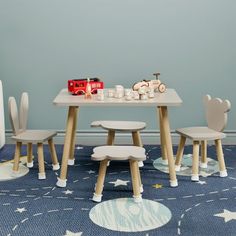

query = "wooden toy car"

[
  {"left": 132, "top": 72, "right": 166, "bottom": 93},
  {"left": 68, "top": 78, "right": 104, "bottom": 95}
]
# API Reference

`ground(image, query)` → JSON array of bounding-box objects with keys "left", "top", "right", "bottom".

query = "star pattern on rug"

[
  {"left": 87, "top": 170, "right": 95, "bottom": 174},
  {"left": 15, "top": 207, "right": 27, "bottom": 213},
  {"left": 109, "top": 179, "right": 130, "bottom": 187},
  {"left": 64, "top": 230, "right": 83, "bottom": 236},
  {"left": 214, "top": 209, "right": 236, "bottom": 222},
  {"left": 152, "top": 183, "right": 163, "bottom": 189},
  {"left": 63, "top": 190, "right": 73, "bottom": 195}
]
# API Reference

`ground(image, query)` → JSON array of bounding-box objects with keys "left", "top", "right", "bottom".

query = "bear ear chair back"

[
  {"left": 204, "top": 94, "right": 231, "bottom": 132},
  {"left": 0, "top": 80, "right": 5, "bottom": 149}
]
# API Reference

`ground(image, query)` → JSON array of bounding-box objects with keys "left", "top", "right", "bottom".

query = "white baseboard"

[{"left": 5, "top": 130, "right": 236, "bottom": 145}]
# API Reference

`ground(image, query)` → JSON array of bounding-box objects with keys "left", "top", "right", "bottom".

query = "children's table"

[{"left": 53, "top": 88, "right": 182, "bottom": 188}]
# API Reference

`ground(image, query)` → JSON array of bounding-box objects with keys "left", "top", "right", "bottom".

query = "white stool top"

[
  {"left": 91, "top": 120, "right": 146, "bottom": 132},
  {"left": 92, "top": 145, "right": 146, "bottom": 161},
  {"left": 176, "top": 127, "right": 226, "bottom": 141}
]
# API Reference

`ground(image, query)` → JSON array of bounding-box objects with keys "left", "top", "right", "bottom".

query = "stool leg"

[
  {"left": 48, "top": 139, "right": 60, "bottom": 170},
  {"left": 106, "top": 130, "right": 115, "bottom": 166},
  {"left": 175, "top": 136, "right": 186, "bottom": 171},
  {"left": 129, "top": 160, "right": 142, "bottom": 203},
  {"left": 12, "top": 142, "right": 22, "bottom": 174},
  {"left": 27, "top": 143, "right": 34, "bottom": 168},
  {"left": 107, "top": 130, "right": 115, "bottom": 145},
  {"left": 200, "top": 140, "right": 208, "bottom": 168},
  {"left": 132, "top": 131, "right": 144, "bottom": 167},
  {"left": 93, "top": 159, "right": 109, "bottom": 202},
  {"left": 215, "top": 139, "right": 227, "bottom": 177},
  {"left": 37, "top": 143, "right": 46, "bottom": 180},
  {"left": 191, "top": 141, "right": 200, "bottom": 181}
]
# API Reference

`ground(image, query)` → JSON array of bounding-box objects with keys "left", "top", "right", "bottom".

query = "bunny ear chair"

[
  {"left": 9, "top": 92, "right": 60, "bottom": 180},
  {"left": 175, "top": 95, "right": 231, "bottom": 182}
]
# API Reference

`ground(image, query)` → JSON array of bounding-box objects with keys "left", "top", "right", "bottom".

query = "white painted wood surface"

[
  {"left": 53, "top": 88, "right": 182, "bottom": 107},
  {"left": 91, "top": 120, "right": 146, "bottom": 131}
]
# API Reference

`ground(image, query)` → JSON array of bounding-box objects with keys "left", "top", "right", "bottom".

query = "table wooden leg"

[
  {"left": 68, "top": 107, "right": 79, "bottom": 165},
  {"left": 158, "top": 106, "right": 178, "bottom": 187},
  {"left": 56, "top": 106, "right": 78, "bottom": 187},
  {"left": 158, "top": 107, "right": 168, "bottom": 163}
]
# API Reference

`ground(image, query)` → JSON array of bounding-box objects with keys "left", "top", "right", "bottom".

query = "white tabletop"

[{"left": 53, "top": 88, "right": 182, "bottom": 107}]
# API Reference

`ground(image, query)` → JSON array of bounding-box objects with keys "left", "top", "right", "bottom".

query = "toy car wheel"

[{"left": 158, "top": 83, "right": 166, "bottom": 93}]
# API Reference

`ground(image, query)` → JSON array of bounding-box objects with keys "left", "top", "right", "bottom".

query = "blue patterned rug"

[{"left": 0, "top": 144, "right": 236, "bottom": 236}]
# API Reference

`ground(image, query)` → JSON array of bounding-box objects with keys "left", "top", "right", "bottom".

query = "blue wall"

[{"left": 0, "top": 0, "right": 235, "bottom": 132}]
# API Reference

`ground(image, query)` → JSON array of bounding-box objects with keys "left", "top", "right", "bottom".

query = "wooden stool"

[
  {"left": 91, "top": 120, "right": 146, "bottom": 167},
  {"left": 91, "top": 145, "right": 146, "bottom": 203}
]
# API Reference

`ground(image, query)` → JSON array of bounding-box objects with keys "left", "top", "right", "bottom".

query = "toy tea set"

[{"left": 67, "top": 73, "right": 166, "bottom": 101}]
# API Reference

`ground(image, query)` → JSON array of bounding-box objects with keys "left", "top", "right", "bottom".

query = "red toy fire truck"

[{"left": 68, "top": 78, "right": 104, "bottom": 95}]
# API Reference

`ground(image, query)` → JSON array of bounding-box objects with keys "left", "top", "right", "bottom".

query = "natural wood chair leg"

[
  {"left": 175, "top": 136, "right": 186, "bottom": 170},
  {"left": 129, "top": 160, "right": 142, "bottom": 202},
  {"left": 215, "top": 139, "right": 227, "bottom": 177},
  {"left": 13, "top": 142, "right": 22, "bottom": 172},
  {"left": 200, "top": 140, "right": 207, "bottom": 168},
  {"left": 37, "top": 143, "right": 46, "bottom": 179},
  {"left": 48, "top": 138, "right": 60, "bottom": 170},
  {"left": 27, "top": 143, "right": 33, "bottom": 167},
  {"left": 158, "top": 107, "right": 167, "bottom": 161},
  {"left": 93, "top": 159, "right": 109, "bottom": 202},
  {"left": 107, "top": 130, "right": 115, "bottom": 145},
  {"left": 191, "top": 141, "right": 200, "bottom": 181}
]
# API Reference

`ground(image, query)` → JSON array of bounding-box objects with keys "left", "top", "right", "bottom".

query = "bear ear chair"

[
  {"left": 8, "top": 92, "right": 60, "bottom": 180},
  {"left": 174, "top": 94, "right": 231, "bottom": 182}
]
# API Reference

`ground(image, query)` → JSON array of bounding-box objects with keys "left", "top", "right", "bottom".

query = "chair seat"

[
  {"left": 176, "top": 126, "right": 226, "bottom": 141},
  {"left": 91, "top": 120, "right": 146, "bottom": 132},
  {"left": 12, "top": 130, "right": 57, "bottom": 143},
  {"left": 92, "top": 145, "right": 146, "bottom": 161}
]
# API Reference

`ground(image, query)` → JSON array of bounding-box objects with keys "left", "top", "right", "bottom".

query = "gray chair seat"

[
  {"left": 176, "top": 127, "right": 226, "bottom": 141},
  {"left": 12, "top": 130, "right": 57, "bottom": 143}
]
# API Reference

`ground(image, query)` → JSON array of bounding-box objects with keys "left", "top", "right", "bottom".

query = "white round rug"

[
  {"left": 0, "top": 162, "right": 29, "bottom": 181},
  {"left": 89, "top": 198, "right": 171, "bottom": 232},
  {"left": 153, "top": 154, "right": 219, "bottom": 176}
]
